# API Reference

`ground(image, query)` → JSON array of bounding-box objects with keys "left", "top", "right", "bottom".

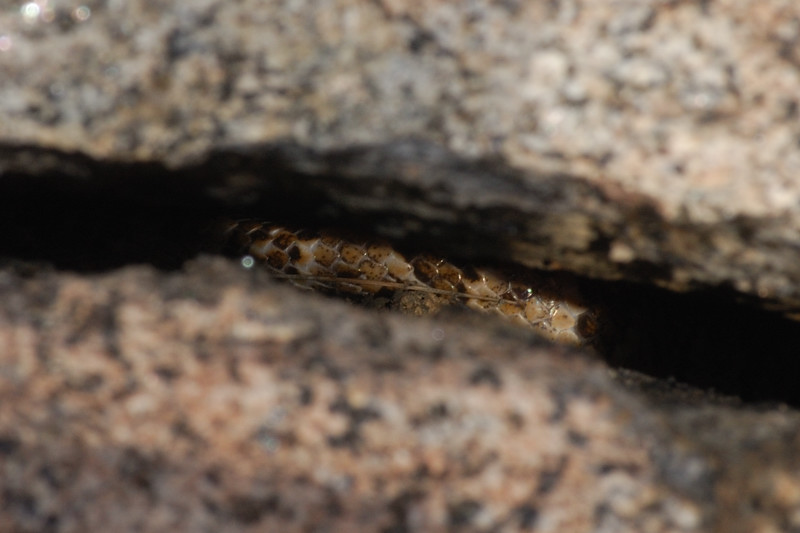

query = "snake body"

[{"left": 223, "top": 220, "right": 599, "bottom": 347}]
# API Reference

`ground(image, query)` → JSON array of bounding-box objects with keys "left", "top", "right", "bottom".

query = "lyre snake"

[{"left": 222, "top": 220, "right": 600, "bottom": 347}]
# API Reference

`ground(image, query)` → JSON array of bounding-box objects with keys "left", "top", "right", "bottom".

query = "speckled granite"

[
  {"left": 3, "top": 1, "right": 800, "bottom": 531},
  {"left": 4, "top": 260, "right": 800, "bottom": 532},
  {"left": 0, "top": 260, "right": 661, "bottom": 531},
  {"left": 2, "top": 0, "right": 799, "bottom": 217},
  {"left": 2, "top": 257, "right": 800, "bottom": 533},
  {"left": 2, "top": 0, "right": 800, "bottom": 305}
]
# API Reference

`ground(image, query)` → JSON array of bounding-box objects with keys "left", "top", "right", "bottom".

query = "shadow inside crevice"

[
  {"left": 584, "top": 278, "right": 800, "bottom": 406},
  {"left": 0, "top": 145, "right": 329, "bottom": 271},
  {"left": 2, "top": 144, "right": 800, "bottom": 407}
]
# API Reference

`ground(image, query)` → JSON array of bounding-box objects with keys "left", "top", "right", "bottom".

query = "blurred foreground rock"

[{"left": 2, "top": 259, "right": 800, "bottom": 533}]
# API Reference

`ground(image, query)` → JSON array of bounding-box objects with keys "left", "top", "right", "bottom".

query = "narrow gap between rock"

[{"left": 2, "top": 156, "right": 800, "bottom": 407}]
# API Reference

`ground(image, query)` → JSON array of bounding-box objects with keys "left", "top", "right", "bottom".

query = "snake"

[{"left": 222, "top": 220, "right": 600, "bottom": 347}]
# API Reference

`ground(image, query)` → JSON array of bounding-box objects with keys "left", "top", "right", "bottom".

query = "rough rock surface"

[
  {"left": 3, "top": 0, "right": 800, "bottom": 301},
  {"left": 2, "top": 259, "right": 800, "bottom": 533},
  {"left": 2, "top": 0, "right": 800, "bottom": 531}
]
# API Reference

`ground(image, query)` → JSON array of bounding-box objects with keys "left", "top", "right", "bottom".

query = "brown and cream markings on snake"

[{"left": 223, "top": 220, "right": 600, "bottom": 347}]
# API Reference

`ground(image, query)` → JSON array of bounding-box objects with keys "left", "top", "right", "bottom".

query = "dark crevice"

[
  {"left": 585, "top": 279, "right": 800, "bottom": 406},
  {"left": 2, "top": 145, "right": 800, "bottom": 407}
]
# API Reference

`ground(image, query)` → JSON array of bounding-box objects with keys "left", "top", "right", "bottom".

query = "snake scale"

[{"left": 223, "top": 220, "right": 600, "bottom": 347}]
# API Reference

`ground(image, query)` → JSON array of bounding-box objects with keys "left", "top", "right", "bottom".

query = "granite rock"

[
  {"left": 2, "top": 1, "right": 800, "bottom": 531},
  {"left": 1, "top": 0, "right": 800, "bottom": 302},
  {"left": 1, "top": 258, "right": 798, "bottom": 533}
]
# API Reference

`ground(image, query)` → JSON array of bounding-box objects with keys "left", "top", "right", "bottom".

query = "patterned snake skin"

[{"left": 223, "top": 220, "right": 600, "bottom": 347}]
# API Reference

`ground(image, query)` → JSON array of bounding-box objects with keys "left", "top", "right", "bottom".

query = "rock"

[
  {"left": 0, "top": 258, "right": 788, "bottom": 532},
  {"left": 3, "top": 260, "right": 800, "bottom": 532},
  {"left": 2, "top": 0, "right": 800, "bottom": 531},
  {"left": 2, "top": 0, "right": 800, "bottom": 301}
]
